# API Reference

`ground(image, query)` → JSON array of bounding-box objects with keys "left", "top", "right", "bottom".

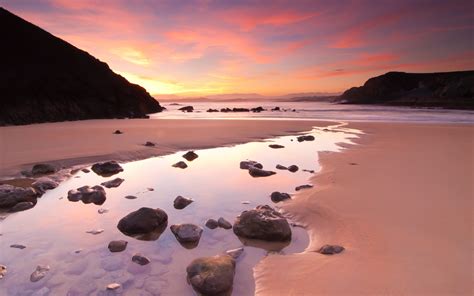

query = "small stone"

[
  {"left": 225, "top": 248, "right": 244, "bottom": 260},
  {"left": 297, "top": 135, "right": 315, "bottom": 142},
  {"left": 10, "top": 244, "right": 26, "bottom": 249},
  {"left": 248, "top": 167, "right": 276, "bottom": 177},
  {"left": 182, "top": 151, "right": 198, "bottom": 161},
  {"left": 295, "top": 184, "right": 313, "bottom": 191},
  {"left": 30, "top": 265, "right": 50, "bottom": 282},
  {"left": 125, "top": 195, "right": 137, "bottom": 199},
  {"left": 107, "top": 283, "right": 121, "bottom": 290},
  {"left": 303, "top": 169, "right": 315, "bottom": 173},
  {"left": 239, "top": 160, "right": 263, "bottom": 170},
  {"left": 144, "top": 141, "right": 155, "bottom": 147},
  {"left": 173, "top": 195, "right": 193, "bottom": 209},
  {"left": 217, "top": 217, "right": 232, "bottom": 229},
  {"left": 86, "top": 229, "right": 104, "bottom": 235},
  {"left": 270, "top": 192, "right": 291, "bottom": 203},
  {"left": 318, "top": 244, "right": 345, "bottom": 255},
  {"left": 276, "top": 164, "right": 288, "bottom": 170},
  {"left": 172, "top": 161, "right": 188, "bottom": 169},
  {"left": 287, "top": 165, "right": 299, "bottom": 172},
  {"left": 205, "top": 219, "right": 219, "bottom": 229},
  {"left": 147, "top": 188, "right": 154, "bottom": 191},
  {"left": 100, "top": 178, "right": 124, "bottom": 188},
  {"left": 170, "top": 224, "right": 203, "bottom": 244},
  {"left": 81, "top": 168, "right": 90, "bottom": 173},
  {"left": 241, "top": 201, "right": 250, "bottom": 204},
  {"left": 132, "top": 254, "right": 151, "bottom": 265},
  {"left": 98, "top": 208, "right": 109, "bottom": 214},
  {"left": 113, "top": 130, "right": 123, "bottom": 134},
  {"left": 108, "top": 240, "right": 128, "bottom": 252},
  {"left": 0, "top": 265, "right": 6, "bottom": 279},
  {"left": 269, "top": 144, "right": 285, "bottom": 149},
  {"left": 74, "top": 249, "right": 83, "bottom": 254}
]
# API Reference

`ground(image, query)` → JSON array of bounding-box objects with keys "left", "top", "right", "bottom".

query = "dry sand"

[
  {"left": 0, "top": 118, "right": 328, "bottom": 177},
  {"left": 255, "top": 122, "right": 473, "bottom": 295}
]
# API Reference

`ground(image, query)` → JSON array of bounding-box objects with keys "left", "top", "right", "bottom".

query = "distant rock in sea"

[
  {"left": 0, "top": 8, "right": 164, "bottom": 125},
  {"left": 338, "top": 71, "right": 474, "bottom": 109}
]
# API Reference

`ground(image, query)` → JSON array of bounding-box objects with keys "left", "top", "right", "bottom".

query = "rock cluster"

[{"left": 67, "top": 185, "right": 106, "bottom": 205}]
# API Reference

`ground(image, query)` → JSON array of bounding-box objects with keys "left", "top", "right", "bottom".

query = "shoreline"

[
  {"left": 0, "top": 118, "right": 333, "bottom": 178},
  {"left": 255, "top": 122, "right": 473, "bottom": 295}
]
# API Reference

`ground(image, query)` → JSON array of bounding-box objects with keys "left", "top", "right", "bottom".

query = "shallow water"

[
  {"left": 152, "top": 101, "right": 474, "bottom": 123},
  {"left": 0, "top": 125, "right": 359, "bottom": 295}
]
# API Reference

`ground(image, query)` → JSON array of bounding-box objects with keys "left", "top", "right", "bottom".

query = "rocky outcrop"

[
  {"left": 0, "top": 8, "right": 163, "bottom": 126},
  {"left": 338, "top": 71, "right": 474, "bottom": 109},
  {"left": 186, "top": 255, "right": 236, "bottom": 296}
]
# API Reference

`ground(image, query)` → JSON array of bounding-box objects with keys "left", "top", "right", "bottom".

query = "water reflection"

[{"left": 0, "top": 126, "right": 358, "bottom": 295}]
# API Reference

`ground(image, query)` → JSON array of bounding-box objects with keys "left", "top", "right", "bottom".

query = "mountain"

[
  {"left": 338, "top": 71, "right": 474, "bottom": 109},
  {"left": 0, "top": 7, "right": 163, "bottom": 126}
]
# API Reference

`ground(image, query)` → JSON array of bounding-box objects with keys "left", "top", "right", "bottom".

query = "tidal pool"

[{"left": 0, "top": 124, "right": 359, "bottom": 295}]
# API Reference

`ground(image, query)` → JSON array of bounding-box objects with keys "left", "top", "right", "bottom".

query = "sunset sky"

[{"left": 4, "top": 0, "right": 474, "bottom": 96}]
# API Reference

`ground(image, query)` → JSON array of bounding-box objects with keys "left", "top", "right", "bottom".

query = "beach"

[
  {"left": 0, "top": 119, "right": 472, "bottom": 295},
  {"left": 255, "top": 122, "right": 473, "bottom": 295}
]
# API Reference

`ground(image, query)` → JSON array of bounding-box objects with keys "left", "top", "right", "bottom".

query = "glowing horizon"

[{"left": 4, "top": 0, "right": 474, "bottom": 96}]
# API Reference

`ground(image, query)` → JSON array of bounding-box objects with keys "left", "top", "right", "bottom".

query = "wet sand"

[
  {"left": 0, "top": 118, "right": 330, "bottom": 177},
  {"left": 255, "top": 123, "right": 473, "bottom": 295}
]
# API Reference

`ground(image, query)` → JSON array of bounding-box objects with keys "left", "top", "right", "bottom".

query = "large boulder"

[
  {"left": 67, "top": 185, "right": 106, "bottom": 205},
  {"left": 186, "top": 255, "right": 236, "bottom": 296},
  {"left": 0, "top": 184, "right": 37, "bottom": 208},
  {"left": 233, "top": 205, "right": 291, "bottom": 241},
  {"left": 117, "top": 207, "right": 168, "bottom": 240},
  {"left": 91, "top": 161, "right": 123, "bottom": 177}
]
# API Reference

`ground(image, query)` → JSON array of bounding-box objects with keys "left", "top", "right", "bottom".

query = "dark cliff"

[
  {"left": 0, "top": 7, "right": 164, "bottom": 126},
  {"left": 338, "top": 71, "right": 474, "bottom": 109}
]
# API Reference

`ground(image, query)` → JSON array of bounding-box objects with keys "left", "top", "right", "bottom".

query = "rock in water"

[
  {"left": 113, "top": 130, "right": 123, "bottom": 134},
  {"left": 295, "top": 184, "right": 313, "bottom": 191},
  {"left": 132, "top": 254, "right": 151, "bottom": 265},
  {"left": 100, "top": 178, "right": 124, "bottom": 188},
  {"left": 108, "top": 240, "right": 128, "bottom": 252},
  {"left": 173, "top": 196, "right": 193, "bottom": 209},
  {"left": 10, "top": 244, "right": 26, "bottom": 249},
  {"left": 67, "top": 185, "right": 106, "bottom": 205},
  {"left": 270, "top": 192, "right": 291, "bottom": 203},
  {"left": 144, "top": 141, "right": 155, "bottom": 147},
  {"left": 0, "top": 265, "right": 6, "bottom": 279},
  {"left": 170, "top": 224, "right": 203, "bottom": 244},
  {"left": 217, "top": 217, "right": 232, "bottom": 229},
  {"left": 269, "top": 144, "right": 285, "bottom": 149},
  {"left": 172, "top": 161, "right": 188, "bottom": 169},
  {"left": 318, "top": 244, "right": 345, "bottom": 255},
  {"left": 125, "top": 195, "right": 137, "bottom": 200},
  {"left": 117, "top": 207, "right": 168, "bottom": 240},
  {"left": 91, "top": 161, "right": 124, "bottom": 177},
  {"left": 0, "top": 184, "right": 37, "bottom": 209},
  {"left": 0, "top": 8, "right": 164, "bottom": 126},
  {"left": 233, "top": 205, "right": 291, "bottom": 241},
  {"left": 248, "top": 167, "right": 276, "bottom": 177},
  {"left": 98, "top": 208, "right": 109, "bottom": 214},
  {"left": 239, "top": 160, "right": 263, "bottom": 170},
  {"left": 182, "top": 151, "right": 198, "bottom": 161},
  {"left": 225, "top": 248, "right": 244, "bottom": 260},
  {"left": 276, "top": 164, "right": 288, "bottom": 170},
  {"left": 186, "top": 255, "right": 236, "bottom": 296},
  {"left": 287, "top": 165, "right": 299, "bottom": 172},
  {"left": 86, "top": 229, "right": 104, "bottom": 235},
  {"left": 107, "top": 283, "right": 121, "bottom": 290},
  {"left": 179, "top": 106, "right": 194, "bottom": 112},
  {"left": 30, "top": 265, "right": 50, "bottom": 282},
  {"left": 31, "top": 164, "right": 56, "bottom": 175},
  {"left": 297, "top": 135, "right": 315, "bottom": 142},
  {"left": 205, "top": 219, "right": 219, "bottom": 229}
]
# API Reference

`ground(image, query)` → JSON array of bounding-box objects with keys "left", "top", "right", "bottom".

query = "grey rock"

[
  {"left": 170, "top": 224, "right": 203, "bottom": 243},
  {"left": 186, "top": 255, "right": 235, "bottom": 296},
  {"left": 295, "top": 184, "right": 313, "bottom": 191},
  {"left": 248, "top": 167, "right": 276, "bottom": 177},
  {"left": 270, "top": 192, "right": 291, "bottom": 203},
  {"left": 100, "top": 178, "right": 124, "bottom": 188},
  {"left": 91, "top": 161, "right": 124, "bottom": 177},
  {"left": 172, "top": 161, "right": 188, "bottom": 169},
  {"left": 132, "top": 253, "right": 151, "bottom": 265},
  {"left": 32, "top": 164, "right": 56, "bottom": 175},
  {"left": 287, "top": 165, "right": 299, "bottom": 172},
  {"left": 239, "top": 160, "right": 263, "bottom": 170},
  {"left": 182, "top": 151, "right": 198, "bottom": 161},
  {"left": 108, "top": 240, "right": 128, "bottom": 252},
  {"left": 30, "top": 265, "right": 50, "bottom": 282},
  {"left": 67, "top": 185, "right": 106, "bottom": 205},
  {"left": 233, "top": 205, "right": 292, "bottom": 241},
  {"left": 173, "top": 195, "right": 193, "bottom": 209},
  {"left": 318, "top": 244, "right": 345, "bottom": 255},
  {"left": 217, "top": 217, "right": 232, "bottom": 229},
  {"left": 9, "top": 201, "right": 34, "bottom": 212},
  {"left": 205, "top": 219, "right": 219, "bottom": 229}
]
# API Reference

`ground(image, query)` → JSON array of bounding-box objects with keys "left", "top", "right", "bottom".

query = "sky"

[{"left": 3, "top": 0, "right": 474, "bottom": 96}]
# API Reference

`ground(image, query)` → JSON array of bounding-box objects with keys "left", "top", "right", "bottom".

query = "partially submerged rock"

[
  {"left": 31, "top": 163, "right": 56, "bottom": 175},
  {"left": 0, "top": 184, "right": 37, "bottom": 209},
  {"left": 269, "top": 144, "right": 285, "bottom": 149},
  {"left": 117, "top": 207, "right": 168, "bottom": 240},
  {"left": 225, "top": 248, "right": 244, "bottom": 260},
  {"left": 91, "top": 161, "right": 124, "bottom": 177},
  {"left": 172, "top": 161, "right": 188, "bottom": 169},
  {"left": 174, "top": 195, "right": 193, "bottom": 209},
  {"left": 0, "top": 265, "right": 6, "bottom": 279},
  {"left": 125, "top": 195, "right": 137, "bottom": 199},
  {"left": 98, "top": 208, "right": 109, "bottom": 214},
  {"left": 179, "top": 106, "right": 194, "bottom": 112},
  {"left": 186, "top": 255, "right": 236, "bottom": 296},
  {"left": 287, "top": 165, "right": 299, "bottom": 173},
  {"left": 295, "top": 184, "right": 313, "bottom": 191},
  {"left": 100, "top": 178, "right": 124, "bottom": 188},
  {"left": 32, "top": 177, "right": 59, "bottom": 194},
  {"left": 218, "top": 217, "right": 232, "bottom": 229},
  {"left": 270, "top": 192, "right": 291, "bottom": 203},
  {"left": 86, "top": 229, "right": 104, "bottom": 235},
  {"left": 170, "top": 224, "right": 203, "bottom": 247},
  {"left": 67, "top": 185, "right": 106, "bottom": 205},
  {"left": 182, "top": 151, "right": 199, "bottom": 161},
  {"left": 297, "top": 135, "right": 315, "bottom": 142},
  {"left": 318, "top": 244, "right": 345, "bottom": 255},
  {"left": 30, "top": 265, "right": 50, "bottom": 282},
  {"left": 233, "top": 205, "right": 291, "bottom": 241},
  {"left": 132, "top": 253, "right": 151, "bottom": 265},
  {"left": 276, "top": 164, "right": 288, "bottom": 170},
  {"left": 108, "top": 240, "right": 128, "bottom": 252},
  {"left": 248, "top": 167, "right": 276, "bottom": 177},
  {"left": 205, "top": 219, "right": 219, "bottom": 229},
  {"left": 10, "top": 244, "right": 26, "bottom": 249},
  {"left": 239, "top": 160, "right": 263, "bottom": 170}
]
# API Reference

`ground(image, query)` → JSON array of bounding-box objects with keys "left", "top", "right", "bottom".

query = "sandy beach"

[
  {"left": 0, "top": 118, "right": 329, "bottom": 177},
  {"left": 255, "top": 122, "right": 473, "bottom": 295}
]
